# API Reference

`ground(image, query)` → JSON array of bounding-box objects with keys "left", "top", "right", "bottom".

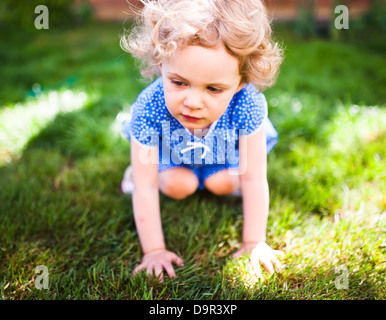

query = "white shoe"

[{"left": 121, "top": 165, "right": 134, "bottom": 194}]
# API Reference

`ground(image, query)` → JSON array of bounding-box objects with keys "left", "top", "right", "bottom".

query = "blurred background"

[{"left": 0, "top": 0, "right": 385, "bottom": 299}]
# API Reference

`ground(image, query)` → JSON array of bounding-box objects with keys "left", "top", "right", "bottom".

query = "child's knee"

[
  {"left": 159, "top": 169, "right": 199, "bottom": 199},
  {"left": 204, "top": 170, "right": 239, "bottom": 196}
]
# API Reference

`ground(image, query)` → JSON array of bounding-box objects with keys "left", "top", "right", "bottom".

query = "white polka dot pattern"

[{"left": 122, "top": 77, "right": 275, "bottom": 166}]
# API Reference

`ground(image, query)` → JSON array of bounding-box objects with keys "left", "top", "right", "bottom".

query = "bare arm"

[
  {"left": 234, "top": 126, "right": 283, "bottom": 275},
  {"left": 239, "top": 126, "right": 269, "bottom": 243},
  {"left": 130, "top": 136, "right": 183, "bottom": 281},
  {"left": 130, "top": 136, "right": 164, "bottom": 253}
]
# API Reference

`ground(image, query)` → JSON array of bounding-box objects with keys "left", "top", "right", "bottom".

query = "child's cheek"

[
  {"left": 164, "top": 95, "right": 178, "bottom": 116},
  {"left": 165, "top": 90, "right": 182, "bottom": 111}
]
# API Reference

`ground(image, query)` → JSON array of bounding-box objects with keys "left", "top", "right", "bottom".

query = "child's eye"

[
  {"left": 171, "top": 79, "right": 185, "bottom": 87},
  {"left": 207, "top": 86, "right": 223, "bottom": 93}
]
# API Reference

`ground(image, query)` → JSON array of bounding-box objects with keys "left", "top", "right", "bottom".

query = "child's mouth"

[{"left": 182, "top": 114, "right": 201, "bottom": 122}]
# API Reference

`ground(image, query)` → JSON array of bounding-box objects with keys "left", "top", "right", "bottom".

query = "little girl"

[{"left": 120, "top": 0, "right": 284, "bottom": 281}]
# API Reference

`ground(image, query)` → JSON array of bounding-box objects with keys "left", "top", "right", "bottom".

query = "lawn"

[{"left": 0, "top": 20, "right": 385, "bottom": 300}]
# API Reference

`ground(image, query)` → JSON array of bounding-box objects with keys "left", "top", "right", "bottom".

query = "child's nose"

[{"left": 183, "top": 88, "right": 204, "bottom": 110}]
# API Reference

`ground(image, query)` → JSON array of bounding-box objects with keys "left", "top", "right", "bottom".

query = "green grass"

[{"left": 0, "top": 22, "right": 385, "bottom": 300}]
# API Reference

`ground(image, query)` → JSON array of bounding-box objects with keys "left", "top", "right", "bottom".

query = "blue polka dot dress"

[{"left": 122, "top": 77, "right": 278, "bottom": 190}]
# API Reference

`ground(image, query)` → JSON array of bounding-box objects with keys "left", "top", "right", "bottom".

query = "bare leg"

[
  {"left": 159, "top": 167, "right": 199, "bottom": 200},
  {"left": 204, "top": 169, "right": 240, "bottom": 196}
]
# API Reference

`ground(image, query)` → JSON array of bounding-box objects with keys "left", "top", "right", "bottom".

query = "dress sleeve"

[
  {"left": 233, "top": 84, "right": 268, "bottom": 136},
  {"left": 121, "top": 83, "right": 162, "bottom": 147}
]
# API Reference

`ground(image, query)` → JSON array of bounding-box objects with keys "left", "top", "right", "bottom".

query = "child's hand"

[
  {"left": 133, "top": 249, "right": 184, "bottom": 283},
  {"left": 232, "top": 242, "right": 284, "bottom": 277}
]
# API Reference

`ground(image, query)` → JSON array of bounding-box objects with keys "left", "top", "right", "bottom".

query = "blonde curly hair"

[{"left": 120, "top": 0, "right": 283, "bottom": 90}]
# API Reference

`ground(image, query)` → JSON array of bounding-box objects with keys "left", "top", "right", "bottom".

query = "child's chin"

[{"left": 187, "top": 124, "right": 210, "bottom": 132}]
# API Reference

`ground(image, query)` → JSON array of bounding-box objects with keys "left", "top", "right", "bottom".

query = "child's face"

[{"left": 160, "top": 44, "right": 244, "bottom": 133}]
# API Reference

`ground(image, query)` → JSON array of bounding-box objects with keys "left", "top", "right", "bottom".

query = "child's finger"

[
  {"left": 272, "top": 256, "right": 283, "bottom": 272},
  {"left": 249, "top": 259, "right": 262, "bottom": 277},
  {"left": 172, "top": 254, "right": 184, "bottom": 267},
  {"left": 133, "top": 263, "right": 145, "bottom": 275},
  {"left": 145, "top": 263, "right": 164, "bottom": 283},
  {"left": 153, "top": 264, "right": 164, "bottom": 283},
  {"left": 260, "top": 258, "right": 275, "bottom": 275},
  {"left": 249, "top": 255, "right": 262, "bottom": 276},
  {"left": 146, "top": 263, "right": 155, "bottom": 275},
  {"left": 163, "top": 262, "right": 176, "bottom": 279}
]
